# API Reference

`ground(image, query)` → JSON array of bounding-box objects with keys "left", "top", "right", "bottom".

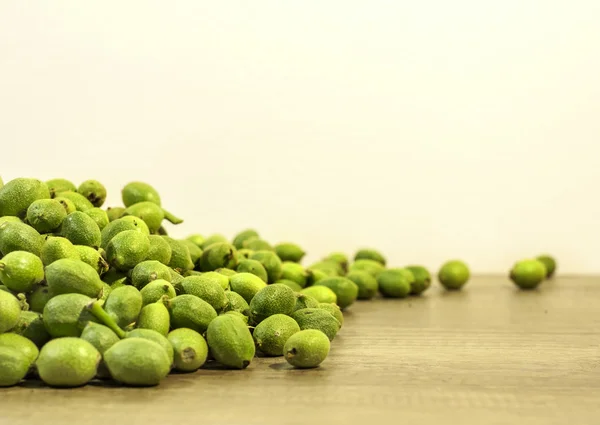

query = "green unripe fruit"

[
  {"left": 81, "top": 323, "right": 119, "bottom": 354},
  {"left": 237, "top": 248, "right": 254, "bottom": 259},
  {"left": 12, "top": 310, "right": 51, "bottom": 347},
  {"left": 243, "top": 238, "right": 273, "bottom": 252},
  {"left": 322, "top": 252, "right": 349, "bottom": 272},
  {"left": 306, "top": 269, "right": 328, "bottom": 286},
  {"left": 140, "top": 279, "right": 176, "bottom": 306},
  {"left": 300, "top": 286, "right": 337, "bottom": 304},
  {"left": 126, "top": 328, "right": 174, "bottom": 366},
  {"left": 166, "top": 294, "right": 217, "bottom": 334},
  {"left": 438, "top": 260, "right": 470, "bottom": 290},
  {"left": 46, "top": 178, "right": 76, "bottom": 197},
  {"left": 42, "top": 293, "right": 97, "bottom": 337},
  {"left": 0, "top": 347, "right": 30, "bottom": 387},
  {"left": 27, "top": 285, "right": 53, "bottom": 313},
  {"left": 77, "top": 180, "right": 107, "bottom": 208},
  {"left": 346, "top": 270, "right": 378, "bottom": 300},
  {"left": 294, "top": 293, "right": 320, "bottom": 311},
  {"left": 253, "top": 314, "right": 300, "bottom": 356},
  {"left": 222, "top": 310, "right": 248, "bottom": 324},
  {"left": 232, "top": 229, "right": 259, "bottom": 250},
  {"left": 146, "top": 235, "right": 172, "bottom": 265},
  {"left": 26, "top": 199, "right": 67, "bottom": 233},
  {"left": 121, "top": 182, "right": 182, "bottom": 225},
  {"left": 229, "top": 272, "right": 267, "bottom": 304},
  {"left": 74, "top": 245, "right": 109, "bottom": 275},
  {"left": 106, "top": 230, "right": 150, "bottom": 271},
  {"left": 317, "top": 303, "right": 344, "bottom": 327},
  {"left": 236, "top": 259, "right": 268, "bottom": 283},
  {"left": 354, "top": 248, "right": 386, "bottom": 266},
  {"left": 308, "top": 261, "right": 342, "bottom": 277},
  {"left": 283, "top": 329, "right": 330, "bottom": 368},
  {"left": 54, "top": 196, "right": 77, "bottom": 214},
  {"left": 161, "top": 236, "right": 194, "bottom": 272},
  {"left": 168, "top": 328, "right": 208, "bottom": 372},
  {"left": 84, "top": 208, "right": 109, "bottom": 231},
  {"left": 169, "top": 269, "right": 184, "bottom": 288},
  {"left": 100, "top": 216, "right": 150, "bottom": 250},
  {"left": 0, "top": 292, "right": 21, "bottom": 333},
  {"left": 509, "top": 259, "right": 546, "bottom": 290},
  {"left": 181, "top": 240, "right": 203, "bottom": 265},
  {"left": 405, "top": 265, "right": 432, "bottom": 295},
  {"left": 60, "top": 211, "right": 102, "bottom": 248},
  {"left": 249, "top": 250, "right": 282, "bottom": 284},
  {"left": 185, "top": 234, "right": 205, "bottom": 248},
  {"left": 276, "top": 279, "right": 303, "bottom": 292},
  {"left": 200, "top": 234, "right": 227, "bottom": 250},
  {"left": 0, "top": 178, "right": 50, "bottom": 218},
  {"left": 199, "top": 242, "right": 238, "bottom": 272},
  {"left": 121, "top": 181, "right": 161, "bottom": 207},
  {"left": 104, "top": 286, "right": 143, "bottom": 328},
  {"left": 0, "top": 216, "right": 22, "bottom": 225},
  {"left": 0, "top": 251, "right": 45, "bottom": 293},
  {"left": 106, "top": 207, "right": 126, "bottom": 222},
  {"left": 45, "top": 258, "right": 103, "bottom": 297},
  {"left": 274, "top": 242, "right": 305, "bottom": 263},
  {"left": 192, "top": 271, "right": 229, "bottom": 291},
  {"left": 349, "top": 259, "right": 385, "bottom": 277},
  {"left": 280, "top": 261, "right": 309, "bottom": 288},
  {"left": 315, "top": 277, "right": 359, "bottom": 309},
  {"left": 131, "top": 260, "right": 172, "bottom": 289},
  {"left": 102, "top": 268, "right": 128, "bottom": 285},
  {"left": 36, "top": 337, "right": 100, "bottom": 387},
  {"left": 206, "top": 314, "right": 255, "bottom": 369},
  {"left": 181, "top": 275, "right": 228, "bottom": 312},
  {"left": 291, "top": 308, "right": 340, "bottom": 341},
  {"left": 0, "top": 221, "right": 44, "bottom": 257},
  {"left": 249, "top": 284, "right": 296, "bottom": 325},
  {"left": 0, "top": 332, "right": 39, "bottom": 365},
  {"left": 223, "top": 291, "right": 250, "bottom": 316},
  {"left": 216, "top": 268, "right": 237, "bottom": 277},
  {"left": 40, "top": 236, "right": 80, "bottom": 266},
  {"left": 123, "top": 202, "right": 164, "bottom": 234},
  {"left": 377, "top": 268, "right": 413, "bottom": 298},
  {"left": 137, "top": 302, "right": 170, "bottom": 335},
  {"left": 536, "top": 255, "right": 557, "bottom": 278},
  {"left": 104, "top": 338, "right": 171, "bottom": 386},
  {"left": 56, "top": 191, "right": 94, "bottom": 212},
  {"left": 80, "top": 322, "right": 119, "bottom": 378}
]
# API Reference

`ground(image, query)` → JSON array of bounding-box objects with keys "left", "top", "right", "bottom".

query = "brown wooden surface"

[{"left": 2, "top": 276, "right": 600, "bottom": 425}]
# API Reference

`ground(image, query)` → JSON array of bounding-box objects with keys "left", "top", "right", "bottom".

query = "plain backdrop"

[{"left": 0, "top": 1, "right": 599, "bottom": 274}]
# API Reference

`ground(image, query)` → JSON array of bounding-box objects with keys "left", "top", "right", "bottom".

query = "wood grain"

[{"left": 2, "top": 276, "right": 600, "bottom": 425}]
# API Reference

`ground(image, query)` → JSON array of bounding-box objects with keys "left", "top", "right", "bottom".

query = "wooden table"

[{"left": 3, "top": 276, "right": 600, "bottom": 425}]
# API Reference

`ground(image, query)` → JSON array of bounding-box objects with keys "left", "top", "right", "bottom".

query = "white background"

[{"left": 0, "top": 1, "right": 598, "bottom": 274}]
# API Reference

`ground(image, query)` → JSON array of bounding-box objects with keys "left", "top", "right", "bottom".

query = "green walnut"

[
  {"left": 206, "top": 314, "right": 255, "bottom": 369},
  {"left": 0, "top": 178, "right": 50, "bottom": 218},
  {"left": 26, "top": 199, "right": 67, "bottom": 233},
  {"left": 346, "top": 270, "right": 378, "bottom": 300},
  {"left": 0, "top": 250, "right": 45, "bottom": 293},
  {"left": 509, "top": 259, "right": 546, "bottom": 290},
  {"left": 253, "top": 314, "right": 300, "bottom": 356},
  {"left": 536, "top": 255, "right": 557, "bottom": 278},
  {"left": 274, "top": 242, "right": 306, "bottom": 263},
  {"left": 36, "top": 337, "right": 100, "bottom": 387},
  {"left": 354, "top": 248, "right": 386, "bottom": 266},
  {"left": 77, "top": 180, "right": 107, "bottom": 208},
  {"left": 377, "top": 268, "right": 413, "bottom": 298},
  {"left": 438, "top": 260, "right": 470, "bottom": 290},
  {"left": 283, "top": 329, "right": 330, "bottom": 368},
  {"left": 315, "top": 277, "right": 358, "bottom": 309}
]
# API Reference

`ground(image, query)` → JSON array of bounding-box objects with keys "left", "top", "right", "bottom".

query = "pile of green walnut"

[{"left": 0, "top": 177, "right": 557, "bottom": 388}]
